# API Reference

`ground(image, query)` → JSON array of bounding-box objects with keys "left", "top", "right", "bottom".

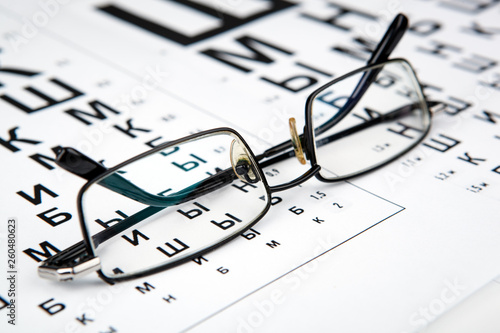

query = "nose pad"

[
  {"left": 230, "top": 139, "right": 259, "bottom": 183},
  {"left": 289, "top": 117, "right": 306, "bottom": 165}
]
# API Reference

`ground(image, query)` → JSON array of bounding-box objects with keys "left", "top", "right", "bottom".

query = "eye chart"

[{"left": 1, "top": 1, "right": 500, "bottom": 332}]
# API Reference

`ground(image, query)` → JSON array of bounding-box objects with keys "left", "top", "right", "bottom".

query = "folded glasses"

[{"left": 39, "top": 14, "right": 434, "bottom": 283}]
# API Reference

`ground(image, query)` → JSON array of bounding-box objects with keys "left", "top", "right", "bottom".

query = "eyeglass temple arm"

[
  {"left": 53, "top": 147, "right": 107, "bottom": 180},
  {"left": 54, "top": 147, "right": 238, "bottom": 205},
  {"left": 314, "top": 14, "right": 409, "bottom": 137},
  {"left": 368, "top": 13, "right": 408, "bottom": 65},
  {"left": 258, "top": 14, "right": 409, "bottom": 162}
]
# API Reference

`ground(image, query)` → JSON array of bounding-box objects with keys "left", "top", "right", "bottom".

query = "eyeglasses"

[{"left": 38, "top": 14, "right": 433, "bottom": 283}]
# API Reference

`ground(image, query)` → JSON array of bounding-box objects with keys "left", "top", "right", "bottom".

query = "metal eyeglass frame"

[{"left": 38, "top": 13, "right": 435, "bottom": 283}]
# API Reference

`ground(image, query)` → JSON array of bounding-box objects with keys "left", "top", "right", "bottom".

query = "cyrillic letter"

[
  {"left": 474, "top": 110, "right": 500, "bottom": 124},
  {"left": 95, "top": 210, "right": 128, "bottom": 229},
  {"left": 261, "top": 74, "right": 317, "bottom": 93},
  {"left": 387, "top": 122, "right": 424, "bottom": 139},
  {"left": 99, "top": 2, "right": 296, "bottom": 46},
  {"left": 76, "top": 313, "right": 94, "bottom": 325},
  {"left": 122, "top": 229, "right": 150, "bottom": 246},
  {"left": 202, "top": 35, "right": 293, "bottom": 72},
  {"left": 157, "top": 238, "right": 189, "bottom": 257},
  {"left": 289, "top": 206, "right": 304, "bottom": 215},
  {"left": 29, "top": 152, "right": 57, "bottom": 170},
  {"left": 0, "top": 127, "right": 41, "bottom": 152},
  {"left": 417, "top": 41, "right": 461, "bottom": 58},
  {"left": 37, "top": 207, "right": 72, "bottom": 226},
  {"left": 65, "top": 100, "right": 120, "bottom": 125},
  {"left": 136, "top": 282, "right": 155, "bottom": 294},
  {"left": 172, "top": 154, "right": 207, "bottom": 171},
  {"left": 163, "top": 295, "right": 176, "bottom": 303},
  {"left": 232, "top": 182, "right": 257, "bottom": 193},
  {"left": 39, "top": 298, "right": 65, "bottom": 315},
  {"left": 177, "top": 202, "right": 210, "bottom": 219},
  {"left": 332, "top": 37, "right": 375, "bottom": 61},
  {"left": 17, "top": 184, "right": 58, "bottom": 205},
  {"left": 23, "top": 241, "right": 60, "bottom": 262},
  {"left": 266, "top": 240, "right": 280, "bottom": 248},
  {"left": 433, "top": 97, "right": 472, "bottom": 116},
  {"left": 241, "top": 228, "right": 261, "bottom": 240},
  {"left": 1, "top": 78, "right": 83, "bottom": 113},
  {"left": 270, "top": 196, "right": 282, "bottom": 205},
  {"left": 211, "top": 213, "right": 242, "bottom": 230},
  {"left": 113, "top": 119, "right": 151, "bottom": 138},
  {"left": 457, "top": 152, "right": 486, "bottom": 165},
  {"left": 423, "top": 134, "right": 461, "bottom": 152},
  {"left": 217, "top": 267, "right": 229, "bottom": 274},
  {"left": 302, "top": 3, "right": 376, "bottom": 31},
  {"left": 352, "top": 108, "right": 381, "bottom": 122},
  {"left": 442, "top": 0, "right": 500, "bottom": 13},
  {"left": 409, "top": 20, "right": 441, "bottom": 36},
  {"left": 192, "top": 256, "right": 208, "bottom": 265}
]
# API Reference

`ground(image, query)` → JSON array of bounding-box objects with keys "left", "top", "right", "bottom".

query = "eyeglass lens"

[
  {"left": 310, "top": 60, "right": 431, "bottom": 180},
  {"left": 80, "top": 131, "right": 269, "bottom": 279}
]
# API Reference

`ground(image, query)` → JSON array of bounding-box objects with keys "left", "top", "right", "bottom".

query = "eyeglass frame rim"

[
  {"left": 302, "top": 57, "right": 432, "bottom": 184},
  {"left": 76, "top": 127, "right": 273, "bottom": 283}
]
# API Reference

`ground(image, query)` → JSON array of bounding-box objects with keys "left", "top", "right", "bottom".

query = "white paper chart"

[{"left": 1, "top": 1, "right": 500, "bottom": 332}]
